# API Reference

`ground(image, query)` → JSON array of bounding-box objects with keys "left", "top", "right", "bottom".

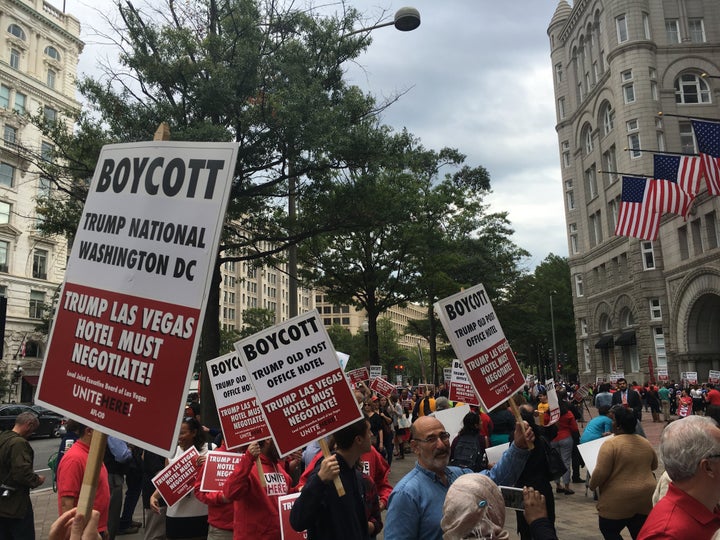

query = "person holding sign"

[
  {"left": 222, "top": 438, "right": 296, "bottom": 540},
  {"left": 193, "top": 439, "right": 233, "bottom": 540},
  {"left": 290, "top": 418, "right": 381, "bottom": 540},
  {"left": 384, "top": 415, "right": 534, "bottom": 540},
  {"left": 149, "top": 417, "right": 210, "bottom": 540}
]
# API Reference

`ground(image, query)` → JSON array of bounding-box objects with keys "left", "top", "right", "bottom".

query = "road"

[{"left": 30, "top": 435, "right": 61, "bottom": 491}]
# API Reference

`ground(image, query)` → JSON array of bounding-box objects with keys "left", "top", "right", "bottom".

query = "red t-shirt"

[
  {"left": 706, "top": 388, "right": 720, "bottom": 406},
  {"left": 56, "top": 439, "right": 111, "bottom": 533}
]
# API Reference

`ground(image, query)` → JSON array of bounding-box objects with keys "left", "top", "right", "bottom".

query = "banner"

[
  {"left": 152, "top": 446, "right": 200, "bottom": 507},
  {"left": 199, "top": 450, "right": 244, "bottom": 492},
  {"left": 207, "top": 352, "right": 270, "bottom": 450},
  {"left": 36, "top": 141, "right": 238, "bottom": 455},
  {"left": 434, "top": 284, "right": 524, "bottom": 412},
  {"left": 235, "top": 311, "right": 362, "bottom": 456},
  {"left": 370, "top": 376, "right": 396, "bottom": 398},
  {"left": 448, "top": 359, "right": 479, "bottom": 405}
]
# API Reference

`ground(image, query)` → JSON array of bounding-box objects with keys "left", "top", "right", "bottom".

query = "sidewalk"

[{"left": 31, "top": 410, "right": 669, "bottom": 540}]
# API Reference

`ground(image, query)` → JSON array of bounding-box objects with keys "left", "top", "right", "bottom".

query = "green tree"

[{"left": 237, "top": 308, "right": 276, "bottom": 338}]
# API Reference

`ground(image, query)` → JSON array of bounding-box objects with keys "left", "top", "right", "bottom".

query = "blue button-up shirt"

[{"left": 384, "top": 443, "right": 529, "bottom": 540}]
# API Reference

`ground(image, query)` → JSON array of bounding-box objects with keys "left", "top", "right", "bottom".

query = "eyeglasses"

[{"left": 413, "top": 431, "right": 450, "bottom": 444}]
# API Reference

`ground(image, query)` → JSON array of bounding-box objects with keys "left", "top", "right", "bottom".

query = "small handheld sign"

[{"left": 152, "top": 446, "right": 201, "bottom": 507}]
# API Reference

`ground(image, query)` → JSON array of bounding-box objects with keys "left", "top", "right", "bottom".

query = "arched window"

[
  {"left": 600, "top": 101, "right": 615, "bottom": 135},
  {"left": 675, "top": 73, "right": 711, "bottom": 104},
  {"left": 582, "top": 123, "right": 594, "bottom": 154},
  {"left": 8, "top": 24, "right": 26, "bottom": 40},
  {"left": 44, "top": 46, "right": 61, "bottom": 61},
  {"left": 600, "top": 313, "right": 611, "bottom": 333},
  {"left": 620, "top": 307, "right": 635, "bottom": 328}
]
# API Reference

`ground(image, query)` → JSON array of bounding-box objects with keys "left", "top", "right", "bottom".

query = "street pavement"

[{"left": 31, "top": 409, "right": 668, "bottom": 540}]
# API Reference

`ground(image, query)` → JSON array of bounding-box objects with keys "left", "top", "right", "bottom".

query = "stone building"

[
  {"left": 548, "top": 0, "right": 720, "bottom": 384},
  {"left": 0, "top": 0, "right": 82, "bottom": 401}
]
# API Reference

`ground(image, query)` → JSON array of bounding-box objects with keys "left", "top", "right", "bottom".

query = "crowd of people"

[{"left": 3, "top": 378, "right": 720, "bottom": 540}]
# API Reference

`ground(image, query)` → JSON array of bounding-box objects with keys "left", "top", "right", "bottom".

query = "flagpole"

[
  {"left": 658, "top": 111, "right": 720, "bottom": 123},
  {"left": 622, "top": 148, "right": 698, "bottom": 157},
  {"left": 598, "top": 169, "right": 654, "bottom": 178}
]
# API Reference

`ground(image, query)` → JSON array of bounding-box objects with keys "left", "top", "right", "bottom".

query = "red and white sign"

[
  {"left": 657, "top": 369, "right": 668, "bottom": 382},
  {"left": 199, "top": 450, "right": 244, "bottom": 492},
  {"left": 369, "top": 365, "right": 382, "bottom": 380},
  {"left": 434, "top": 284, "right": 524, "bottom": 412},
  {"left": 207, "top": 352, "right": 270, "bottom": 450},
  {"left": 152, "top": 446, "right": 200, "bottom": 507},
  {"left": 278, "top": 493, "right": 306, "bottom": 540},
  {"left": 235, "top": 311, "right": 363, "bottom": 456},
  {"left": 370, "top": 376, "right": 396, "bottom": 398},
  {"left": 709, "top": 370, "right": 720, "bottom": 385},
  {"left": 685, "top": 371, "right": 698, "bottom": 385},
  {"left": 35, "top": 142, "right": 238, "bottom": 455},
  {"left": 346, "top": 367, "right": 370, "bottom": 386},
  {"left": 545, "top": 379, "right": 561, "bottom": 425},
  {"left": 448, "top": 360, "right": 479, "bottom": 405}
]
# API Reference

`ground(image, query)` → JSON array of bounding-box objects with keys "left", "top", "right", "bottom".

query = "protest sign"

[
  {"left": 369, "top": 365, "right": 382, "bottom": 380},
  {"left": 235, "top": 311, "right": 362, "bottom": 456},
  {"left": 443, "top": 367, "right": 452, "bottom": 383},
  {"left": 346, "top": 367, "right": 370, "bottom": 387},
  {"left": 577, "top": 435, "right": 612, "bottom": 476},
  {"left": 435, "top": 284, "right": 524, "bottom": 412},
  {"left": 485, "top": 442, "right": 509, "bottom": 466},
  {"left": 207, "top": 352, "right": 270, "bottom": 450},
  {"left": 657, "top": 368, "right": 668, "bottom": 382},
  {"left": 448, "top": 360, "right": 480, "bottom": 405},
  {"left": 370, "top": 376, "right": 396, "bottom": 398},
  {"left": 685, "top": 371, "right": 698, "bottom": 384},
  {"left": 609, "top": 372, "right": 624, "bottom": 383},
  {"left": 278, "top": 493, "right": 306, "bottom": 540},
  {"left": 709, "top": 370, "right": 720, "bottom": 385},
  {"left": 152, "top": 446, "right": 201, "bottom": 507},
  {"left": 433, "top": 404, "right": 470, "bottom": 446},
  {"left": 545, "top": 379, "right": 560, "bottom": 425},
  {"left": 35, "top": 141, "right": 238, "bottom": 455},
  {"left": 336, "top": 352, "right": 350, "bottom": 371},
  {"left": 199, "top": 450, "right": 244, "bottom": 492}
]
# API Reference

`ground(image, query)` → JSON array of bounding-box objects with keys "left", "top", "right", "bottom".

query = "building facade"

[
  {"left": 548, "top": 0, "right": 720, "bottom": 384},
  {"left": 0, "top": 0, "right": 82, "bottom": 402}
]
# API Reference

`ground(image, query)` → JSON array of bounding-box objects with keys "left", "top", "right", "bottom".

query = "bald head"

[{"left": 411, "top": 415, "right": 445, "bottom": 439}]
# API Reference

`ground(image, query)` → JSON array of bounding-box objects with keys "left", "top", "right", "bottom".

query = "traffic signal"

[{"left": 394, "top": 364, "right": 404, "bottom": 371}]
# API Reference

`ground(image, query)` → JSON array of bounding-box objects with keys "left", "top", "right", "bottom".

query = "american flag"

[
  {"left": 615, "top": 176, "right": 660, "bottom": 241},
  {"left": 649, "top": 176, "right": 694, "bottom": 218},
  {"left": 691, "top": 120, "right": 720, "bottom": 195},
  {"left": 653, "top": 153, "right": 702, "bottom": 196}
]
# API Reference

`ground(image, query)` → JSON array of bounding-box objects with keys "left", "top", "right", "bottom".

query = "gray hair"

[
  {"left": 16, "top": 411, "right": 39, "bottom": 429},
  {"left": 435, "top": 397, "right": 451, "bottom": 411},
  {"left": 660, "top": 416, "right": 720, "bottom": 482}
]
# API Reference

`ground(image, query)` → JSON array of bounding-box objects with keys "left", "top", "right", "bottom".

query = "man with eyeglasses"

[
  {"left": 638, "top": 415, "right": 720, "bottom": 540},
  {"left": 384, "top": 414, "right": 535, "bottom": 540}
]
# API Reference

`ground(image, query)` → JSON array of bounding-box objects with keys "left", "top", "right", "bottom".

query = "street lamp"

[
  {"left": 343, "top": 7, "right": 421, "bottom": 37},
  {"left": 12, "top": 361, "right": 22, "bottom": 383},
  {"left": 550, "top": 292, "right": 558, "bottom": 379},
  {"left": 361, "top": 320, "right": 370, "bottom": 368}
]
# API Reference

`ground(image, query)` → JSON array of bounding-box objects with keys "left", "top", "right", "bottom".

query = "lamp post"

[
  {"left": 550, "top": 291, "right": 558, "bottom": 379},
  {"left": 12, "top": 361, "right": 22, "bottom": 402},
  {"left": 287, "top": 7, "right": 420, "bottom": 318},
  {"left": 361, "top": 319, "right": 370, "bottom": 368}
]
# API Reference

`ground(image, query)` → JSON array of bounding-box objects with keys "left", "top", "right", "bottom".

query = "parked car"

[
  {"left": 0, "top": 404, "right": 63, "bottom": 437},
  {"left": 29, "top": 405, "right": 67, "bottom": 437}
]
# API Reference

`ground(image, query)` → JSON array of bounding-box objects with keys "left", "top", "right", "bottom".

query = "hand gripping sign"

[
  {"left": 235, "top": 310, "right": 362, "bottom": 457},
  {"left": 35, "top": 141, "right": 238, "bottom": 455},
  {"left": 207, "top": 352, "right": 270, "bottom": 450},
  {"left": 434, "top": 284, "right": 524, "bottom": 413},
  {"left": 199, "top": 451, "right": 244, "bottom": 492}
]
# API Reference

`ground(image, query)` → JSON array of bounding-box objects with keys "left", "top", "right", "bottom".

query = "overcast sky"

[{"left": 57, "top": 0, "right": 566, "bottom": 271}]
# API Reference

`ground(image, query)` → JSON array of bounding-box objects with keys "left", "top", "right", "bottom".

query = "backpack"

[{"left": 449, "top": 433, "right": 487, "bottom": 472}]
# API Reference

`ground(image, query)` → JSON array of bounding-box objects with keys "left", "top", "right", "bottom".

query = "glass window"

[
  {"left": 13, "top": 92, "right": 25, "bottom": 114},
  {"left": 678, "top": 225, "right": 689, "bottom": 260},
  {"left": 569, "top": 223, "right": 579, "bottom": 254},
  {"left": 558, "top": 97, "right": 566, "bottom": 120},
  {"left": 665, "top": 19, "right": 680, "bottom": 43},
  {"left": 3, "top": 125, "right": 16, "bottom": 144},
  {"left": 0, "top": 85, "right": 9, "bottom": 108},
  {"left": 679, "top": 121, "right": 697, "bottom": 154},
  {"left": 628, "top": 133, "right": 641, "bottom": 159},
  {"left": 579, "top": 318, "right": 588, "bottom": 336},
  {"left": 44, "top": 107, "right": 57, "bottom": 122},
  {"left": 0, "top": 201, "right": 9, "bottom": 224},
  {"left": 0, "top": 163, "right": 14, "bottom": 187},
  {"left": 585, "top": 165, "right": 598, "bottom": 199},
  {"left": 47, "top": 69, "right": 56, "bottom": 89},
  {"left": 562, "top": 141, "right": 571, "bottom": 168},
  {"left": 642, "top": 241, "right": 655, "bottom": 270},
  {"left": 0, "top": 240, "right": 8, "bottom": 272},
  {"left": 602, "top": 146, "right": 617, "bottom": 184},
  {"left": 654, "top": 327, "right": 667, "bottom": 367},
  {"left": 32, "top": 249, "right": 48, "bottom": 279},
  {"left": 675, "top": 73, "right": 711, "bottom": 104},
  {"left": 583, "top": 340, "right": 591, "bottom": 372},
  {"left": 589, "top": 211, "right": 603, "bottom": 247},
  {"left": 616, "top": 15, "right": 628, "bottom": 43},
  {"left": 609, "top": 198, "right": 619, "bottom": 232},
  {"left": 10, "top": 49, "right": 20, "bottom": 70},
  {"left": 566, "top": 183, "right": 575, "bottom": 210},
  {"left": 29, "top": 290, "right": 45, "bottom": 319},
  {"left": 642, "top": 13, "right": 651, "bottom": 39},
  {"left": 602, "top": 103, "right": 615, "bottom": 135},
  {"left": 621, "top": 70, "right": 633, "bottom": 82},
  {"left": 692, "top": 218, "right": 703, "bottom": 256},
  {"left": 41, "top": 142, "right": 54, "bottom": 162},
  {"left": 623, "top": 83, "right": 635, "bottom": 104},
  {"left": 650, "top": 298, "right": 662, "bottom": 320},
  {"left": 44, "top": 45, "right": 61, "bottom": 61},
  {"left": 8, "top": 24, "right": 26, "bottom": 40},
  {"left": 583, "top": 124, "right": 593, "bottom": 154},
  {"left": 688, "top": 19, "right": 705, "bottom": 43},
  {"left": 574, "top": 274, "right": 584, "bottom": 297},
  {"left": 706, "top": 211, "right": 718, "bottom": 250},
  {"left": 38, "top": 176, "right": 51, "bottom": 198},
  {"left": 555, "top": 63, "right": 564, "bottom": 83}
]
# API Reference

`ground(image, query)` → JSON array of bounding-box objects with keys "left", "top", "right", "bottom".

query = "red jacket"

[
  {"left": 223, "top": 448, "right": 296, "bottom": 540},
  {"left": 299, "top": 445, "right": 392, "bottom": 507},
  {"left": 193, "top": 444, "right": 234, "bottom": 531}
]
